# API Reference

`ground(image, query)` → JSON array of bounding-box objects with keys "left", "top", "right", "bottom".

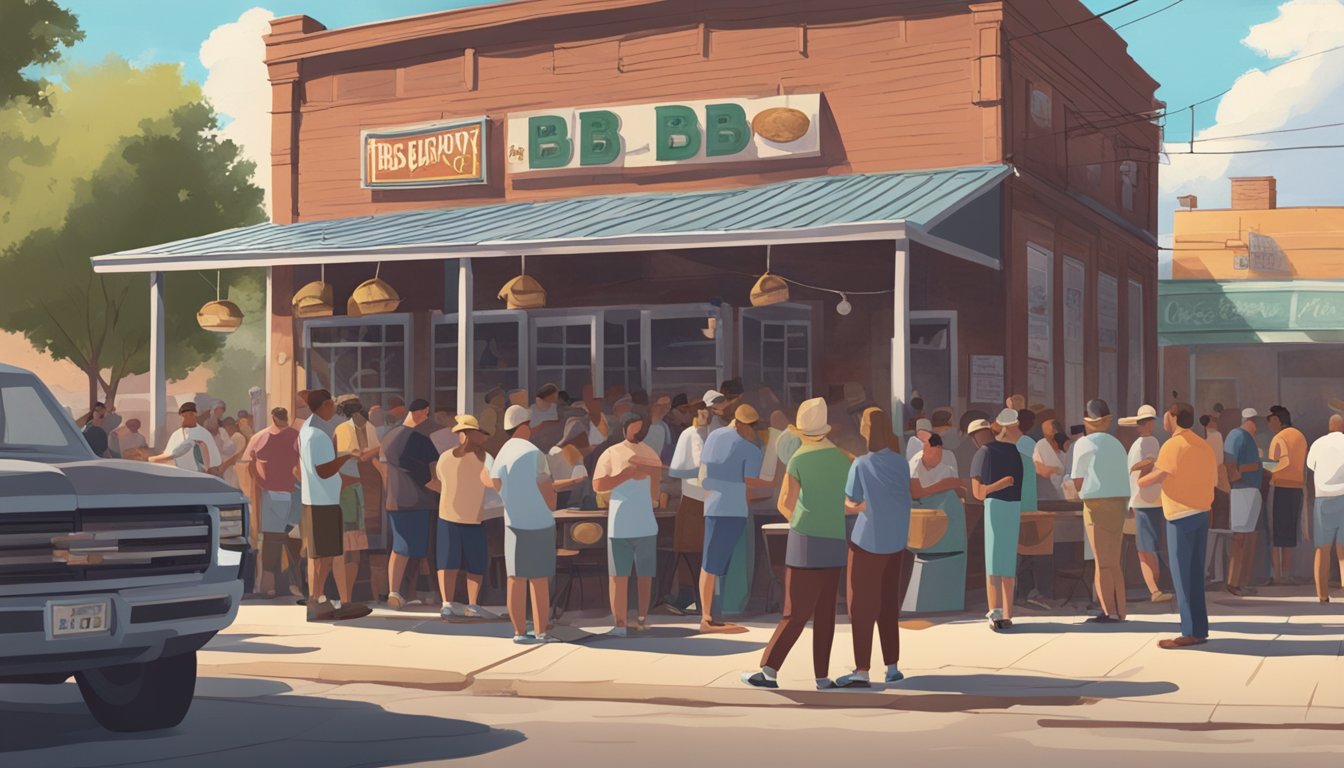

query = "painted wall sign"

[
  {"left": 505, "top": 94, "right": 821, "bottom": 174},
  {"left": 1158, "top": 281, "right": 1344, "bottom": 334},
  {"left": 361, "top": 117, "right": 488, "bottom": 189}
]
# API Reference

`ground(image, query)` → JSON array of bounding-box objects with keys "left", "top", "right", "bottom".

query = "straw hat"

[
  {"left": 1119, "top": 404, "right": 1158, "bottom": 427},
  {"left": 795, "top": 397, "right": 831, "bottom": 437}
]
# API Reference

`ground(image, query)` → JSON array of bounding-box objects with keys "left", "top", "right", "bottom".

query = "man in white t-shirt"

[
  {"left": 486, "top": 405, "right": 559, "bottom": 644},
  {"left": 298, "top": 389, "right": 369, "bottom": 622},
  {"left": 666, "top": 399, "right": 711, "bottom": 613},
  {"left": 1307, "top": 414, "right": 1344, "bottom": 603},
  {"left": 594, "top": 413, "right": 663, "bottom": 636},
  {"left": 150, "top": 402, "right": 221, "bottom": 473},
  {"left": 1121, "top": 405, "right": 1173, "bottom": 603}
]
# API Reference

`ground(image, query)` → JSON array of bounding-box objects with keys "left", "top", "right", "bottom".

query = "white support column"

[
  {"left": 149, "top": 271, "right": 166, "bottom": 449},
  {"left": 891, "top": 239, "right": 911, "bottom": 432},
  {"left": 456, "top": 258, "right": 474, "bottom": 415}
]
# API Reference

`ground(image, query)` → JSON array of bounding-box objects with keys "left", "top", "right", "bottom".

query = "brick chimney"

[{"left": 1230, "top": 176, "right": 1276, "bottom": 210}]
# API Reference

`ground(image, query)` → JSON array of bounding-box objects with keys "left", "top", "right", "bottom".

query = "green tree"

[
  {"left": 202, "top": 271, "right": 267, "bottom": 415},
  {"left": 0, "top": 0, "right": 82, "bottom": 109},
  {"left": 0, "top": 101, "right": 265, "bottom": 409}
]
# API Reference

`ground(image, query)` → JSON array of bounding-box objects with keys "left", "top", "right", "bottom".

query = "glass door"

[
  {"left": 642, "top": 305, "right": 730, "bottom": 400},
  {"left": 531, "top": 314, "right": 598, "bottom": 399},
  {"left": 741, "top": 304, "right": 812, "bottom": 411}
]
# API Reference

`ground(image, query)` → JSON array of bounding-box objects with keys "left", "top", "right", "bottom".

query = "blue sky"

[{"left": 58, "top": 0, "right": 1284, "bottom": 139}]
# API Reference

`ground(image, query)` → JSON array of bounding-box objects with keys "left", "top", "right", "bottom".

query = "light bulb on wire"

[{"left": 836, "top": 294, "right": 852, "bottom": 316}]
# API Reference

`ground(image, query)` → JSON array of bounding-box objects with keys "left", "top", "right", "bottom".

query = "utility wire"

[
  {"left": 1115, "top": 0, "right": 1187, "bottom": 29},
  {"left": 1010, "top": 0, "right": 1144, "bottom": 40}
]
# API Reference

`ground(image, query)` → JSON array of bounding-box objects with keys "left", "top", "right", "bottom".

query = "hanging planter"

[
  {"left": 196, "top": 270, "right": 244, "bottom": 333},
  {"left": 351, "top": 263, "right": 401, "bottom": 315},
  {"left": 498, "top": 255, "right": 546, "bottom": 309},
  {"left": 749, "top": 246, "right": 790, "bottom": 307},
  {"left": 293, "top": 265, "right": 334, "bottom": 319}
]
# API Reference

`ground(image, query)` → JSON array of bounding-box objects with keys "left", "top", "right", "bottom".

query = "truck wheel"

[{"left": 75, "top": 651, "right": 197, "bottom": 732}]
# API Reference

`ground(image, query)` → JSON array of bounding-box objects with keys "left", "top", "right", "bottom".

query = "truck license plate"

[{"left": 50, "top": 601, "right": 110, "bottom": 637}]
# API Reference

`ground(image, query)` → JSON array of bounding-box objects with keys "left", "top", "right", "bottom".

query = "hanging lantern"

[
  {"left": 196, "top": 270, "right": 244, "bottom": 333},
  {"left": 293, "top": 265, "right": 334, "bottom": 319},
  {"left": 351, "top": 264, "right": 401, "bottom": 315},
  {"left": 498, "top": 255, "right": 546, "bottom": 309},
  {"left": 346, "top": 295, "right": 364, "bottom": 318},
  {"left": 750, "top": 246, "right": 789, "bottom": 307}
]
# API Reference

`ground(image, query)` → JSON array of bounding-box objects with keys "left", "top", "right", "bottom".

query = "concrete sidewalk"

[{"left": 199, "top": 587, "right": 1344, "bottom": 726}]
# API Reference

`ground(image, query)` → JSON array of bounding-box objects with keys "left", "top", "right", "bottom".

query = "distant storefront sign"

[
  {"left": 505, "top": 94, "right": 822, "bottom": 174},
  {"left": 1158, "top": 280, "right": 1344, "bottom": 342},
  {"left": 362, "top": 118, "right": 488, "bottom": 189}
]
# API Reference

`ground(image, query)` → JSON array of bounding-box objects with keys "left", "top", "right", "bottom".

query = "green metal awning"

[
  {"left": 89, "top": 165, "right": 1010, "bottom": 273},
  {"left": 1158, "top": 279, "right": 1344, "bottom": 346}
]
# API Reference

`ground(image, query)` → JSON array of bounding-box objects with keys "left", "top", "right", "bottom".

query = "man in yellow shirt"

[
  {"left": 1138, "top": 402, "right": 1215, "bottom": 649},
  {"left": 1266, "top": 406, "right": 1307, "bottom": 585}
]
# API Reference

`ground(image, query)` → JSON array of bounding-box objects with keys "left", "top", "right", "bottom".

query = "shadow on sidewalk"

[
  {"left": 205, "top": 634, "right": 322, "bottom": 655},
  {"left": 1004, "top": 619, "right": 1344, "bottom": 638},
  {"left": 0, "top": 677, "right": 525, "bottom": 760},
  {"left": 891, "top": 673, "right": 1178, "bottom": 700},
  {"left": 577, "top": 627, "right": 766, "bottom": 656},
  {"left": 1188, "top": 637, "right": 1344, "bottom": 657}
]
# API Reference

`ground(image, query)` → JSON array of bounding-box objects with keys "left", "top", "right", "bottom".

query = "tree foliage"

[
  {"left": 0, "top": 0, "right": 82, "bottom": 110},
  {"left": 0, "top": 101, "right": 265, "bottom": 408},
  {"left": 203, "top": 271, "right": 267, "bottom": 414}
]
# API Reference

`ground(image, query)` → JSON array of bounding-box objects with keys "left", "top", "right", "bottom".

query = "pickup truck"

[{"left": 0, "top": 363, "right": 248, "bottom": 732}]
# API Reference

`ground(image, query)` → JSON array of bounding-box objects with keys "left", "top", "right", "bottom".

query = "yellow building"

[{"left": 1161, "top": 176, "right": 1344, "bottom": 442}]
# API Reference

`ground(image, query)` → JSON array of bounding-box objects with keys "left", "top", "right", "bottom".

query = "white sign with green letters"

[{"left": 505, "top": 94, "right": 821, "bottom": 174}]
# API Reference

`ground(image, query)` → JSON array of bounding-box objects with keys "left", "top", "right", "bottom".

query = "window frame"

[{"left": 302, "top": 313, "right": 413, "bottom": 409}]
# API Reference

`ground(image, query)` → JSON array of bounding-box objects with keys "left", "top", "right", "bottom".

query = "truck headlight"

[{"left": 218, "top": 504, "right": 249, "bottom": 552}]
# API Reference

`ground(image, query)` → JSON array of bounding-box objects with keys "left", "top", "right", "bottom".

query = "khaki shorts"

[{"left": 1083, "top": 497, "right": 1127, "bottom": 564}]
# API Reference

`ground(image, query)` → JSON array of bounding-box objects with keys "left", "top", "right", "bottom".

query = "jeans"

[{"left": 1167, "top": 511, "right": 1210, "bottom": 639}]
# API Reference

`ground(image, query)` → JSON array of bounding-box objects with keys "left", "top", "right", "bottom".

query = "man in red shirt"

[{"left": 246, "top": 407, "right": 304, "bottom": 598}]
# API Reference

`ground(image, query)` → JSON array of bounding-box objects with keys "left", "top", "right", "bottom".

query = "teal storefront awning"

[
  {"left": 1158, "top": 279, "right": 1344, "bottom": 346},
  {"left": 89, "top": 165, "right": 1010, "bottom": 274}
]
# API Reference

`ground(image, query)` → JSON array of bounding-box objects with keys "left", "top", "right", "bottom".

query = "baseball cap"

[
  {"left": 733, "top": 404, "right": 761, "bottom": 426},
  {"left": 994, "top": 408, "right": 1018, "bottom": 428},
  {"left": 702, "top": 389, "right": 725, "bottom": 406},
  {"left": 915, "top": 418, "right": 933, "bottom": 433},
  {"left": 504, "top": 405, "right": 531, "bottom": 431},
  {"left": 1242, "top": 407, "right": 1258, "bottom": 420},
  {"left": 178, "top": 401, "right": 198, "bottom": 414},
  {"left": 452, "top": 415, "right": 483, "bottom": 434},
  {"left": 407, "top": 398, "right": 430, "bottom": 412},
  {"left": 966, "top": 418, "right": 992, "bottom": 435}
]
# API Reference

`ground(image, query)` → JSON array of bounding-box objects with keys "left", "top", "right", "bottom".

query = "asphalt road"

[{"left": 3, "top": 674, "right": 1343, "bottom": 768}]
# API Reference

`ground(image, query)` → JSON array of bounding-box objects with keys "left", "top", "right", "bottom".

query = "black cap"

[
  {"left": 178, "top": 402, "right": 197, "bottom": 414},
  {"left": 671, "top": 394, "right": 689, "bottom": 410},
  {"left": 407, "top": 398, "right": 430, "bottom": 412}
]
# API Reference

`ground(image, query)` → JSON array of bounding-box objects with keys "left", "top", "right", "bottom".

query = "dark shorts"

[
  {"left": 387, "top": 509, "right": 434, "bottom": 558},
  {"left": 302, "top": 504, "right": 344, "bottom": 559},
  {"left": 702, "top": 515, "right": 746, "bottom": 577},
  {"left": 1134, "top": 507, "right": 1166, "bottom": 553},
  {"left": 1272, "top": 487, "right": 1303, "bottom": 547},
  {"left": 436, "top": 519, "right": 487, "bottom": 575}
]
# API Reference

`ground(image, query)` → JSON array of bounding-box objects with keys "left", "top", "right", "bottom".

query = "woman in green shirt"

[{"left": 744, "top": 398, "right": 852, "bottom": 690}]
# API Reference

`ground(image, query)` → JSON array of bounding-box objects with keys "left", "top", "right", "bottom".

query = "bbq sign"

[
  {"left": 505, "top": 94, "right": 821, "bottom": 174},
  {"left": 361, "top": 118, "right": 488, "bottom": 189}
]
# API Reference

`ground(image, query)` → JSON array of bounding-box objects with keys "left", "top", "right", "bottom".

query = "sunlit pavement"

[{"left": 3, "top": 586, "right": 1342, "bottom": 767}]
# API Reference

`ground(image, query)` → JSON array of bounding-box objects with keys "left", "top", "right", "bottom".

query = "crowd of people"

[{"left": 78, "top": 379, "right": 1344, "bottom": 691}]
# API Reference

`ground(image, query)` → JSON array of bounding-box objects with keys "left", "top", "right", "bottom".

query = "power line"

[
  {"left": 1165, "top": 143, "right": 1344, "bottom": 155},
  {"left": 1185, "top": 120, "right": 1344, "bottom": 144},
  {"left": 1010, "top": 0, "right": 1144, "bottom": 40},
  {"left": 1115, "top": 0, "right": 1187, "bottom": 29}
]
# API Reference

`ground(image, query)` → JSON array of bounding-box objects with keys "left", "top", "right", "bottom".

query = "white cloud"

[
  {"left": 1160, "top": 0, "right": 1344, "bottom": 235},
  {"left": 200, "top": 7, "right": 275, "bottom": 215}
]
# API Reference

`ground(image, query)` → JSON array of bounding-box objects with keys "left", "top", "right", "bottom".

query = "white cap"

[
  {"left": 966, "top": 418, "right": 992, "bottom": 435},
  {"left": 702, "top": 389, "right": 725, "bottom": 406},
  {"left": 995, "top": 408, "right": 1019, "bottom": 428},
  {"left": 1242, "top": 407, "right": 1258, "bottom": 420},
  {"left": 504, "top": 404, "right": 531, "bottom": 431},
  {"left": 915, "top": 418, "right": 933, "bottom": 433}
]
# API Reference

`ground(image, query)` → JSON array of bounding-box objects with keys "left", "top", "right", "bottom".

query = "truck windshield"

[{"left": 0, "top": 373, "right": 93, "bottom": 460}]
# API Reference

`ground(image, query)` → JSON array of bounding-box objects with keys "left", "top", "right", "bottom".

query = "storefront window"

[
  {"left": 305, "top": 317, "right": 410, "bottom": 410},
  {"left": 910, "top": 314, "right": 955, "bottom": 416},
  {"left": 1127, "top": 279, "right": 1144, "bottom": 413},
  {"left": 1063, "top": 257, "right": 1085, "bottom": 420},
  {"left": 741, "top": 305, "right": 811, "bottom": 410},
  {"left": 1026, "top": 244, "right": 1054, "bottom": 408},
  {"left": 432, "top": 312, "right": 526, "bottom": 415},
  {"left": 648, "top": 313, "right": 722, "bottom": 399},
  {"left": 432, "top": 320, "right": 458, "bottom": 414},
  {"left": 1098, "top": 273, "right": 1119, "bottom": 410},
  {"left": 604, "top": 316, "right": 643, "bottom": 395},
  {"left": 533, "top": 318, "right": 594, "bottom": 397}
]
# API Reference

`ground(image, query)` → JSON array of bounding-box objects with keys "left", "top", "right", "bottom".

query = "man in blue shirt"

[
  {"left": 1225, "top": 407, "right": 1264, "bottom": 596},
  {"left": 698, "top": 404, "right": 769, "bottom": 634}
]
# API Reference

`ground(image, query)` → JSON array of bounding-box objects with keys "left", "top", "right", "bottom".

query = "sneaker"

[
  {"left": 835, "top": 673, "right": 871, "bottom": 689},
  {"left": 512, "top": 634, "right": 540, "bottom": 645},
  {"left": 534, "top": 633, "right": 560, "bottom": 644},
  {"left": 886, "top": 668, "right": 906, "bottom": 683},
  {"left": 463, "top": 605, "right": 498, "bottom": 619},
  {"left": 985, "top": 609, "right": 1002, "bottom": 629},
  {"left": 741, "top": 672, "right": 779, "bottom": 689},
  {"left": 333, "top": 603, "right": 372, "bottom": 620},
  {"left": 440, "top": 604, "right": 459, "bottom": 619},
  {"left": 387, "top": 592, "right": 406, "bottom": 610},
  {"left": 993, "top": 618, "right": 1013, "bottom": 630},
  {"left": 816, "top": 679, "right": 837, "bottom": 690}
]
